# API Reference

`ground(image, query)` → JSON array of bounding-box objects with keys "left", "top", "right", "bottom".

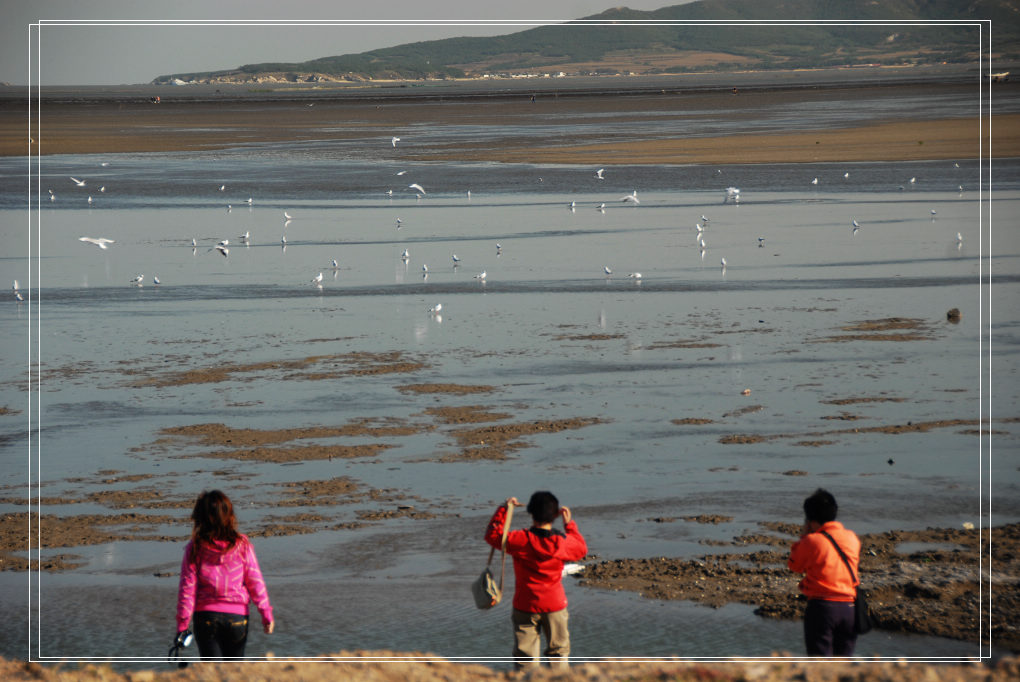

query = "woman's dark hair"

[
  {"left": 526, "top": 491, "right": 560, "bottom": 524},
  {"left": 189, "top": 490, "right": 241, "bottom": 562},
  {"left": 803, "top": 488, "right": 838, "bottom": 524}
]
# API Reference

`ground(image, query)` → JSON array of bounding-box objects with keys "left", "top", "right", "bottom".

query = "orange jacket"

[{"left": 787, "top": 521, "right": 860, "bottom": 602}]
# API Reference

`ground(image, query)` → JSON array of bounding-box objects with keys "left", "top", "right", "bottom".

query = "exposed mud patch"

[
  {"left": 396, "top": 383, "right": 497, "bottom": 395},
  {"left": 441, "top": 417, "right": 604, "bottom": 461}
]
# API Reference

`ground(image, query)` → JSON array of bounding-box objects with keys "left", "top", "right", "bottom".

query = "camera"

[{"left": 168, "top": 629, "right": 193, "bottom": 668}]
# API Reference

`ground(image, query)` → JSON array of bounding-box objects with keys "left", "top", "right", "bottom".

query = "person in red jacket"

[
  {"left": 787, "top": 488, "right": 861, "bottom": 656},
  {"left": 485, "top": 491, "right": 587, "bottom": 670}
]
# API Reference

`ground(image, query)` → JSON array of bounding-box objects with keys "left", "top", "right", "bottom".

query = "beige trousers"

[{"left": 511, "top": 607, "right": 570, "bottom": 670}]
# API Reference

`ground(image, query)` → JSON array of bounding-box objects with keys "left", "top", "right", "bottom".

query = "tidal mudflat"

[{"left": 1, "top": 73, "right": 1018, "bottom": 663}]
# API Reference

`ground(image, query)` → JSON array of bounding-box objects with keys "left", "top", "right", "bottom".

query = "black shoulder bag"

[{"left": 819, "top": 530, "right": 872, "bottom": 635}]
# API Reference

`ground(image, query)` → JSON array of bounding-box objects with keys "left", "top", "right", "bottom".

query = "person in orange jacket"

[
  {"left": 485, "top": 491, "right": 587, "bottom": 670},
  {"left": 788, "top": 488, "right": 861, "bottom": 656}
]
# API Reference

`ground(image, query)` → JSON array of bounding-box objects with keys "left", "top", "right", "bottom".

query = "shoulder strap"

[
  {"left": 820, "top": 530, "right": 859, "bottom": 586},
  {"left": 487, "top": 504, "right": 514, "bottom": 591}
]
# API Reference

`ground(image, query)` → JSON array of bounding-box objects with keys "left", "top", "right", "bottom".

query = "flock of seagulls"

[{"left": 29, "top": 157, "right": 965, "bottom": 305}]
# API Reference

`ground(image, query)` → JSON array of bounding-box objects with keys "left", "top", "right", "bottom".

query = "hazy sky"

[{"left": 5, "top": 0, "right": 694, "bottom": 86}]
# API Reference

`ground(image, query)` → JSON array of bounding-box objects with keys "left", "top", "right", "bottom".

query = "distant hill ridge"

[{"left": 152, "top": 0, "right": 1020, "bottom": 84}]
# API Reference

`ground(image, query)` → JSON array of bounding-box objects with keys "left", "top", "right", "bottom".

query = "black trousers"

[
  {"left": 804, "top": 599, "right": 857, "bottom": 656},
  {"left": 193, "top": 610, "right": 249, "bottom": 660}
]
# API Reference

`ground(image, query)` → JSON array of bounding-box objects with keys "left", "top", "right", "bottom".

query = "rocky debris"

[{"left": 578, "top": 522, "right": 1020, "bottom": 651}]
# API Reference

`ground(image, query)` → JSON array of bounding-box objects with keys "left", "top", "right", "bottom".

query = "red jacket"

[
  {"left": 485, "top": 505, "right": 587, "bottom": 613},
  {"left": 787, "top": 521, "right": 860, "bottom": 602}
]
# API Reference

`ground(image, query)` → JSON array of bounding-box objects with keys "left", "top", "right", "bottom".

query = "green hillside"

[{"left": 153, "top": 0, "right": 1020, "bottom": 83}]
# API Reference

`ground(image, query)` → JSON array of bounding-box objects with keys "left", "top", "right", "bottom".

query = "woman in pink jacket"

[{"left": 176, "top": 490, "right": 274, "bottom": 659}]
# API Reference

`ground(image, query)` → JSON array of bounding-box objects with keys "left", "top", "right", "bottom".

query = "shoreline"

[
  {"left": 9, "top": 113, "right": 1016, "bottom": 163},
  {"left": 4, "top": 77, "right": 1016, "bottom": 162}
]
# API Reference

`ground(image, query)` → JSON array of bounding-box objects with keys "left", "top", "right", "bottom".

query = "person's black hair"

[
  {"left": 526, "top": 491, "right": 560, "bottom": 524},
  {"left": 803, "top": 488, "right": 838, "bottom": 524}
]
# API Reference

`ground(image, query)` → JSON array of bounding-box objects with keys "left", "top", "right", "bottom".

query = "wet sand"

[{"left": 6, "top": 83, "right": 1018, "bottom": 162}]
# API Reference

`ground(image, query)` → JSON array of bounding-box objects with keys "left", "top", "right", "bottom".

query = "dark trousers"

[
  {"left": 193, "top": 610, "right": 249, "bottom": 660},
  {"left": 804, "top": 599, "right": 857, "bottom": 656}
]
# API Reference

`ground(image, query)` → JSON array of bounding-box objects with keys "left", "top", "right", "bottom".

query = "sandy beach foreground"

[{"left": 2, "top": 654, "right": 1018, "bottom": 681}]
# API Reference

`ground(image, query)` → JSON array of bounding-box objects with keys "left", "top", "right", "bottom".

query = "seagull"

[
  {"left": 811, "top": 177, "right": 818, "bottom": 185},
  {"left": 725, "top": 187, "right": 740, "bottom": 202},
  {"left": 312, "top": 272, "right": 323, "bottom": 285},
  {"left": 153, "top": 275, "right": 161, "bottom": 286},
  {"left": 284, "top": 212, "right": 292, "bottom": 221},
  {"left": 474, "top": 270, "right": 487, "bottom": 280},
  {"left": 569, "top": 201, "right": 576, "bottom": 211},
  {"left": 720, "top": 257, "right": 727, "bottom": 269},
  {"left": 219, "top": 184, "right": 225, "bottom": 191},
  {"left": 246, "top": 197, "right": 253, "bottom": 205},
  {"left": 596, "top": 203, "right": 606, "bottom": 212},
  {"left": 843, "top": 171, "right": 849, "bottom": 179},
  {"left": 396, "top": 218, "right": 403, "bottom": 229},
  {"left": 603, "top": 265, "right": 612, "bottom": 276},
  {"left": 757, "top": 236, "right": 765, "bottom": 247},
  {"left": 401, "top": 249, "right": 409, "bottom": 261},
  {"left": 930, "top": 209, "right": 938, "bottom": 217},
  {"left": 696, "top": 223, "right": 704, "bottom": 233},
  {"left": 280, "top": 235, "right": 287, "bottom": 245},
  {"left": 239, "top": 231, "right": 250, "bottom": 242},
  {"left": 466, "top": 190, "right": 471, "bottom": 199},
  {"left": 70, "top": 177, "right": 85, "bottom": 187},
  {"left": 385, "top": 189, "right": 393, "bottom": 196},
  {"left": 227, "top": 205, "right": 232, "bottom": 212},
  {"left": 191, "top": 238, "right": 197, "bottom": 247},
  {"left": 78, "top": 236, "right": 115, "bottom": 249},
  {"left": 957, "top": 232, "right": 963, "bottom": 243},
  {"left": 621, "top": 190, "right": 639, "bottom": 204},
  {"left": 700, "top": 215, "right": 710, "bottom": 224},
  {"left": 627, "top": 272, "right": 642, "bottom": 279},
  {"left": 495, "top": 243, "right": 502, "bottom": 254},
  {"left": 12, "top": 280, "right": 18, "bottom": 292},
  {"left": 429, "top": 303, "right": 442, "bottom": 314},
  {"left": 331, "top": 259, "right": 340, "bottom": 270},
  {"left": 451, "top": 254, "right": 460, "bottom": 264},
  {"left": 422, "top": 263, "right": 429, "bottom": 273},
  {"left": 408, "top": 183, "right": 426, "bottom": 195},
  {"left": 14, "top": 290, "right": 23, "bottom": 302},
  {"left": 910, "top": 177, "right": 917, "bottom": 184},
  {"left": 391, "top": 136, "right": 400, "bottom": 147},
  {"left": 396, "top": 170, "right": 408, "bottom": 176},
  {"left": 216, "top": 245, "right": 229, "bottom": 257},
  {"left": 218, "top": 239, "right": 229, "bottom": 247},
  {"left": 595, "top": 168, "right": 605, "bottom": 180},
  {"left": 130, "top": 274, "right": 143, "bottom": 285},
  {"left": 99, "top": 186, "right": 105, "bottom": 193},
  {"left": 87, "top": 196, "right": 93, "bottom": 204},
  {"left": 699, "top": 237, "right": 706, "bottom": 249}
]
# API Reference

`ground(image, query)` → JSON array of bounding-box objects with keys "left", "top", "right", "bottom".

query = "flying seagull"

[{"left": 408, "top": 183, "right": 426, "bottom": 195}]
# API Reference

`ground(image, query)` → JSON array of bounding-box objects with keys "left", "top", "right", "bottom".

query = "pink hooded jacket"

[{"left": 176, "top": 535, "right": 273, "bottom": 633}]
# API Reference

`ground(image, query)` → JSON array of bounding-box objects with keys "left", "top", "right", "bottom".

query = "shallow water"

[{"left": 2, "top": 88, "right": 1019, "bottom": 664}]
